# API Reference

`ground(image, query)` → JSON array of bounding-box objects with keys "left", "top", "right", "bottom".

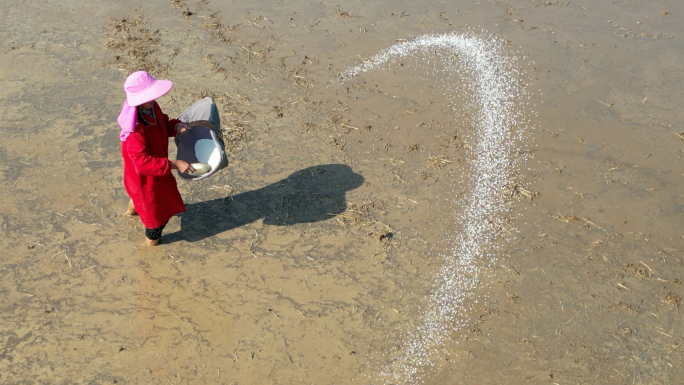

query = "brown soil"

[{"left": 0, "top": 0, "right": 682, "bottom": 384}]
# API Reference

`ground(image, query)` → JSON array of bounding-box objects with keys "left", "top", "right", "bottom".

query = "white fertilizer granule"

[
  {"left": 337, "top": 31, "right": 532, "bottom": 383},
  {"left": 195, "top": 139, "right": 222, "bottom": 170}
]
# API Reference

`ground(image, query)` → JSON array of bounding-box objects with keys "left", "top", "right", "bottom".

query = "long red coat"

[{"left": 121, "top": 102, "right": 185, "bottom": 229}]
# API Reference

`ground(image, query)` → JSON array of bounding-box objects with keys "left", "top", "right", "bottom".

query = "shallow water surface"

[{"left": 0, "top": 0, "right": 682, "bottom": 384}]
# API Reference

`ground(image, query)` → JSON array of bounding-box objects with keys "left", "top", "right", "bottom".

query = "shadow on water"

[{"left": 167, "top": 164, "right": 364, "bottom": 243}]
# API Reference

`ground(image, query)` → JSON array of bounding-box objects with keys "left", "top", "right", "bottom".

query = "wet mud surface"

[{"left": 0, "top": 0, "right": 682, "bottom": 384}]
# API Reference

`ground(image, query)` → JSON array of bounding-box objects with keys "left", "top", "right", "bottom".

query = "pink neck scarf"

[{"left": 117, "top": 100, "right": 137, "bottom": 141}]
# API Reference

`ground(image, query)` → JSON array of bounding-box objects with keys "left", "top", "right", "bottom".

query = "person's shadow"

[{"left": 168, "top": 164, "right": 364, "bottom": 243}]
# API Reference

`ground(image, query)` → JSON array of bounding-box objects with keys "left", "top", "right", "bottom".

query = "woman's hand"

[
  {"left": 170, "top": 160, "right": 195, "bottom": 174},
  {"left": 175, "top": 122, "right": 191, "bottom": 135}
]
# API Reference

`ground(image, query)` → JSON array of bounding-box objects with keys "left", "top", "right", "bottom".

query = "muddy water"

[{"left": 1, "top": 0, "right": 682, "bottom": 384}]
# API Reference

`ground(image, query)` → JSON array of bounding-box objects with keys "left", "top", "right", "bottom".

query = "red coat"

[{"left": 121, "top": 102, "right": 185, "bottom": 229}]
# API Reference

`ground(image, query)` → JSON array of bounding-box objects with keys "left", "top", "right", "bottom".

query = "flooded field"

[{"left": 0, "top": 0, "right": 682, "bottom": 384}]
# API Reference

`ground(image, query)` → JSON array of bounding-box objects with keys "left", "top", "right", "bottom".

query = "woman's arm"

[
  {"left": 125, "top": 133, "right": 172, "bottom": 177},
  {"left": 153, "top": 102, "right": 184, "bottom": 138},
  {"left": 126, "top": 134, "right": 196, "bottom": 175},
  {"left": 170, "top": 159, "right": 195, "bottom": 174}
]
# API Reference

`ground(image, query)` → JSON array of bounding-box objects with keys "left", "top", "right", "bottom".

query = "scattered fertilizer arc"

[{"left": 337, "top": 32, "right": 528, "bottom": 383}]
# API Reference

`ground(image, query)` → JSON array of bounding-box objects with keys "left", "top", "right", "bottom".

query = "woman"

[{"left": 117, "top": 70, "right": 193, "bottom": 246}]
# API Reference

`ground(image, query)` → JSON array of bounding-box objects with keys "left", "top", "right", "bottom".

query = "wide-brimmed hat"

[{"left": 123, "top": 71, "right": 173, "bottom": 107}]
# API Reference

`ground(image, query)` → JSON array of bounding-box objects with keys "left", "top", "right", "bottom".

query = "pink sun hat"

[
  {"left": 123, "top": 70, "right": 173, "bottom": 107},
  {"left": 117, "top": 71, "right": 174, "bottom": 141}
]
